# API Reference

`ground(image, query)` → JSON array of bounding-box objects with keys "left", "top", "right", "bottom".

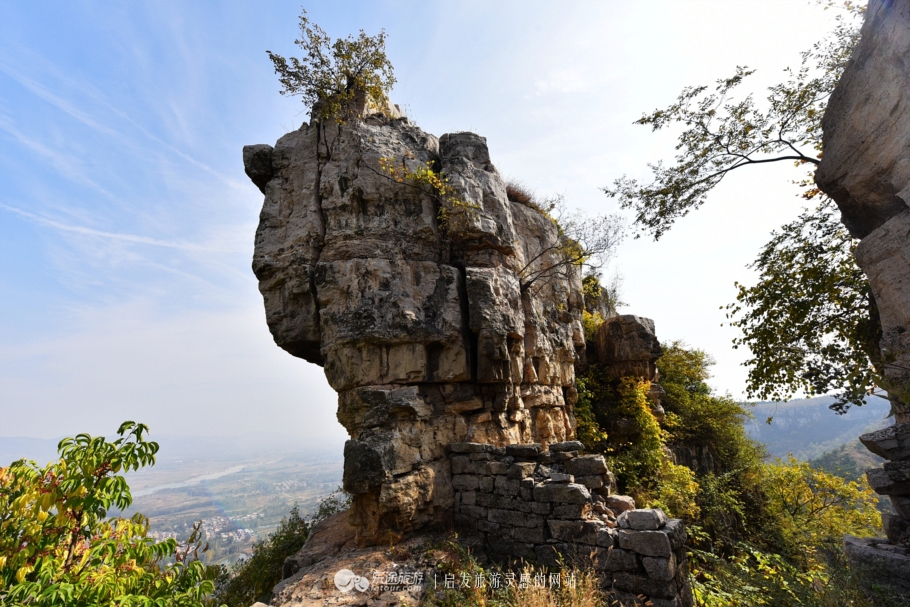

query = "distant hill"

[{"left": 745, "top": 396, "right": 892, "bottom": 460}]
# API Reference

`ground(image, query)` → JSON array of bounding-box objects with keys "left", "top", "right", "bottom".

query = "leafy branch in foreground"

[
  {"left": 0, "top": 422, "right": 222, "bottom": 607},
  {"left": 267, "top": 9, "right": 396, "bottom": 122},
  {"left": 603, "top": 3, "right": 862, "bottom": 240},
  {"left": 725, "top": 199, "right": 883, "bottom": 412}
]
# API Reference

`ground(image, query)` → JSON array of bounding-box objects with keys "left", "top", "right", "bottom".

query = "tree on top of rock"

[{"left": 267, "top": 9, "right": 396, "bottom": 122}]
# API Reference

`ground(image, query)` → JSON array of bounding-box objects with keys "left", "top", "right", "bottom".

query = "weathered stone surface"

[
  {"left": 618, "top": 529, "right": 672, "bottom": 558},
  {"left": 597, "top": 547, "right": 638, "bottom": 572},
  {"left": 591, "top": 315, "right": 662, "bottom": 380},
  {"left": 868, "top": 464, "right": 910, "bottom": 496},
  {"left": 534, "top": 482, "right": 592, "bottom": 504},
  {"left": 607, "top": 495, "right": 636, "bottom": 512},
  {"left": 860, "top": 423, "right": 910, "bottom": 461},
  {"left": 248, "top": 109, "right": 586, "bottom": 542},
  {"left": 882, "top": 512, "right": 910, "bottom": 544},
  {"left": 843, "top": 535, "right": 910, "bottom": 595},
  {"left": 548, "top": 519, "right": 601, "bottom": 545},
  {"left": 643, "top": 554, "right": 677, "bottom": 582},
  {"left": 242, "top": 144, "right": 274, "bottom": 193},
  {"left": 617, "top": 508, "right": 668, "bottom": 531},
  {"left": 816, "top": 0, "right": 910, "bottom": 425},
  {"left": 816, "top": 0, "right": 910, "bottom": 239},
  {"left": 550, "top": 440, "right": 585, "bottom": 453},
  {"left": 565, "top": 454, "right": 609, "bottom": 476}
]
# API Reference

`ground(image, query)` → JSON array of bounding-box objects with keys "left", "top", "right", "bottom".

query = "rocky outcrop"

[
  {"left": 816, "top": 0, "right": 910, "bottom": 423},
  {"left": 246, "top": 108, "right": 584, "bottom": 543},
  {"left": 816, "top": 0, "right": 910, "bottom": 593}
]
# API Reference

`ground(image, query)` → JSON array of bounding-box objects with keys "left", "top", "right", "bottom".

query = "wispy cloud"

[{"left": 0, "top": 201, "right": 231, "bottom": 252}]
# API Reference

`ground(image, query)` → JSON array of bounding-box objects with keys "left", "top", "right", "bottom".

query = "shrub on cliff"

[
  {"left": 266, "top": 9, "right": 395, "bottom": 121},
  {"left": 0, "top": 422, "right": 222, "bottom": 607}
]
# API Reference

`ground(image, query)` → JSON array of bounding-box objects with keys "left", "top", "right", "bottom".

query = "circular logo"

[{"left": 334, "top": 569, "right": 369, "bottom": 593}]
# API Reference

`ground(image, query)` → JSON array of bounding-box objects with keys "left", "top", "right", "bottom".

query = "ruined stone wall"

[
  {"left": 244, "top": 109, "right": 584, "bottom": 543},
  {"left": 450, "top": 440, "right": 693, "bottom": 607}
]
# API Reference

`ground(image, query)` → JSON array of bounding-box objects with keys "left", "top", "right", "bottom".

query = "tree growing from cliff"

[
  {"left": 604, "top": 2, "right": 880, "bottom": 411},
  {"left": 266, "top": 9, "right": 395, "bottom": 122}
]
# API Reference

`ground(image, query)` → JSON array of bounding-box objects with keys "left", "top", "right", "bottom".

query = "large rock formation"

[
  {"left": 246, "top": 105, "right": 584, "bottom": 543},
  {"left": 816, "top": 0, "right": 910, "bottom": 592},
  {"left": 816, "top": 0, "right": 910, "bottom": 424}
]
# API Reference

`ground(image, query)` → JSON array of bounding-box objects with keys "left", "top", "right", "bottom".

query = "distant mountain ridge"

[{"left": 745, "top": 395, "right": 892, "bottom": 460}]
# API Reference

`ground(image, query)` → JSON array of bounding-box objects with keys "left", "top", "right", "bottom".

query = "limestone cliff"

[
  {"left": 816, "top": 0, "right": 910, "bottom": 591},
  {"left": 245, "top": 108, "right": 584, "bottom": 543}
]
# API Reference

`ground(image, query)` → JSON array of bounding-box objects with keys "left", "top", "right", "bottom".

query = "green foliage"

[
  {"left": 214, "top": 488, "right": 351, "bottom": 607},
  {"left": 726, "top": 200, "right": 881, "bottom": 412},
  {"left": 267, "top": 9, "right": 395, "bottom": 122},
  {"left": 0, "top": 422, "right": 222, "bottom": 607},
  {"left": 213, "top": 506, "right": 309, "bottom": 607},
  {"left": 603, "top": 3, "right": 862, "bottom": 240},
  {"left": 602, "top": 2, "right": 883, "bottom": 413}
]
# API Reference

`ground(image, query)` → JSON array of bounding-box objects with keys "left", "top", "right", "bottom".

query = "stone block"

[
  {"left": 470, "top": 452, "right": 495, "bottom": 461},
  {"left": 477, "top": 519, "right": 501, "bottom": 534},
  {"left": 860, "top": 423, "right": 910, "bottom": 461},
  {"left": 843, "top": 535, "right": 910, "bottom": 594},
  {"left": 451, "top": 455, "right": 471, "bottom": 475},
  {"left": 596, "top": 527, "right": 617, "bottom": 548},
  {"left": 892, "top": 495, "right": 910, "bottom": 518},
  {"left": 512, "top": 525, "right": 548, "bottom": 543},
  {"left": 508, "top": 462, "right": 537, "bottom": 479},
  {"left": 611, "top": 572, "right": 678, "bottom": 600},
  {"left": 617, "top": 508, "right": 668, "bottom": 531},
  {"left": 643, "top": 554, "right": 677, "bottom": 582},
  {"left": 597, "top": 547, "right": 638, "bottom": 572},
  {"left": 534, "top": 482, "right": 592, "bottom": 504},
  {"left": 460, "top": 504, "right": 487, "bottom": 520},
  {"left": 452, "top": 474, "right": 479, "bottom": 491},
  {"left": 449, "top": 442, "right": 495, "bottom": 454},
  {"left": 531, "top": 501, "right": 551, "bottom": 515},
  {"left": 489, "top": 508, "right": 545, "bottom": 528},
  {"left": 618, "top": 529, "right": 672, "bottom": 558},
  {"left": 882, "top": 512, "right": 910, "bottom": 543},
  {"left": 550, "top": 440, "right": 585, "bottom": 453},
  {"left": 488, "top": 461, "right": 511, "bottom": 475},
  {"left": 663, "top": 519, "right": 687, "bottom": 551},
  {"left": 460, "top": 491, "right": 477, "bottom": 506},
  {"left": 505, "top": 443, "right": 542, "bottom": 458},
  {"left": 520, "top": 487, "right": 533, "bottom": 501},
  {"left": 494, "top": 476, "right": 520, "bottom": 496},
  {"left": 867, "top": 466, "right": 910, "bottom": 496},
  {"left": 552, "top": 503, "right": 588, "bottom": 519},
  {"left": 548, "top": 520, "right": 601, "bottom": 545},
  {"left": 606, "top": 495, "right": 636, "bottom": 512},
  {"left": 550, "top": 472, "right": 575, "bottom": 483},
  {"left": 575, "top": 475, "right": 605, "bottom": 489},
  {"left": 565, "top": 454, "right": 609, "bottom": 477},
  {"left": 479, "top": 476, "right": 495, "bottom": 492}
]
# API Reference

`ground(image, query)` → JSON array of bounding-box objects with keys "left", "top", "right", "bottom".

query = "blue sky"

[{"left": 0, "top": 1, "right": 845, "bottom": 442}]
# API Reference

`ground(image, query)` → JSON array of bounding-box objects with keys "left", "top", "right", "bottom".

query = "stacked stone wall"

[{"left": 450, "top": 441, "right": 693, "bottom": 607}]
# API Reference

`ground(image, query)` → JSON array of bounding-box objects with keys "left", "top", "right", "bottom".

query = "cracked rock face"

[
  {"left": 245, "top": 111, "right": 584, "bottom": 543},
  {"left": 818, "top": 0, "right": 910, "bottom": 591},
  {"left": 817, "top": 0, "right": 910, "bottom": 424}
]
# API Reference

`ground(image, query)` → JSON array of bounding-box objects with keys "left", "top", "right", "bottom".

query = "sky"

[{"left": 0, "top": 1, "right": 848, "bottom": 443}]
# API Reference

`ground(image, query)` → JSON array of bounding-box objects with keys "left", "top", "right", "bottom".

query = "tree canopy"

[
  {"left": 267, "top": 9, "right": 395, "bottom": 121},
  {"left": 603, "top": 3, "right": 880, "bottom": 410}
]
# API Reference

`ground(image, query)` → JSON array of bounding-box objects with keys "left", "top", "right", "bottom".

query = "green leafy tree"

[
  {"left": 603, "top": 3, "right": 879, "bottom": 411},
  {"left": 0, "top": 422, "right": 222, "bottom": 607},
  {"left": 267, "top": 9, "right": 395, "bottom": 122}
]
